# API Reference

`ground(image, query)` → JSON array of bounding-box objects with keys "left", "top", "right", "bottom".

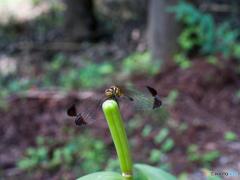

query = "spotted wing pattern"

[
  {"left": 118, "top": 86, "right": 162, "bottom": 110},
  {"left": 67, "top": 91, "right": 107, "bottom": 126}
]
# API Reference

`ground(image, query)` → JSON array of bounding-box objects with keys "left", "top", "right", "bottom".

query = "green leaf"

[
  {"left": 178, "top": 122, "right": 188, "bottom": 133},
  {"left": 207, "top": 56, "right": 219, "bottom": 65},
  {"left": 178, "top": 172, "right": 188, "bottom": 180},
  {"left": 237, "top": 90, "right": 240, "bottom": 99},
  {"left": 149, "top": 149, "right": 162, "bottom": 163},
  {"left": 202, "top": 150, "right": 220, "bottom": 162},
  {"left": 154, "top": 128, "right": 169, "bottom": 144},
  {"left": 187, "top": 153, "right": 200, "bottom": 162},
  {"left": 224, "top": 131, "right": 238, "bottom": 141},
  {"left": 76, "top": 171, "right": 122, "bottom": 180},
  {"left": 180, "top": 60, "right": 192, "bottom": 69},
  {"left": 141, "top": 125, "right": 152, "bottom": 137},
  {"left": 187, "top": 144, "right": 198, "bottom": 154},
  {"left": 134, "top": 163, "right": 178, "bottom": 180},
  {"left": 36, "top": 136, "right": 44, "bottom": 145},
  {"left": 161, "top": 138, "right": 174, "bottom": 152},
  {"left": 99, "top": 62, "right": 114, "bottom": 74},
  {"left": 167, "top": 90, "right": 179, "bottom": 106}
]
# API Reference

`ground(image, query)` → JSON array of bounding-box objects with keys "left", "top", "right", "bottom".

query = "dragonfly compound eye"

[{"left": 105, "top": 89, "right": 113, "bottom": 97}]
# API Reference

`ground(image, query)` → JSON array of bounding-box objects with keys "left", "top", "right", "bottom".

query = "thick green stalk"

[{"left": 102, "top": 100, "right": 133, "bottom": 180}]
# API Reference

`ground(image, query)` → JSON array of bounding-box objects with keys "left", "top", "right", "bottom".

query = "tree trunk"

[
  {"left": 64, "top": 0, "right": 98, "bottom": 40},
  {"left": 147, "top": 0, "right": 181, "bottom": 65}
]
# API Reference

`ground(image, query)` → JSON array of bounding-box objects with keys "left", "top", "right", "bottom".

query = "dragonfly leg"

[
  {"left": 112, "top": 97, "right": 119, "bottom": 108},
  {"left": 103, "top": 97, "right": 120, "bottom": 108}
]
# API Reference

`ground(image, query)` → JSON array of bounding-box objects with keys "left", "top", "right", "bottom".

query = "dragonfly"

[{"left": 67, "top": 86, "right": 162, "bottom": 126}]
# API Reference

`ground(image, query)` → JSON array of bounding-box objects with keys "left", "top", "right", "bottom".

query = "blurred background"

[{"left": 0, "top": 0, "right": 240, "bottom": 179}]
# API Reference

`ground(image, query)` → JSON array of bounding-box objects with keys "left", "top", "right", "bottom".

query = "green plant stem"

[{"left": 102, "top": 100, "right": 133, "bottom": 180}]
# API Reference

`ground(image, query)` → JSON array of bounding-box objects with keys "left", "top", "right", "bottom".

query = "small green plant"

[
  {"left": 122, "top": 51, "right": 160, "bottom": 77},
  {"left": 60, "top": 61, "right": 114, "bottom": 89},
  {"left": 186, "top": 144, "right": 220, "bottom": 167},
  {"left": 17, "top": 133, "right": 107, "bottom": 174},
  {"left": 178, "top": 172, "right": 188, "bottom": 180},
  {"left": 187, "top": 153, "right": 201, "bottom": 162},
  {"left": 202, "top": 150, "right": 220, "bottom": 164},
  {"left": 159, "top": 163, "right": 172, "bottom": 171},
  {"left": 206, "top": 55, "right": 220, "bottom": 66},
  {"left": 187, "top": 144, "right": 200, "bottom": 162},
  {"left": 187, "top": 144, "right": 198, "bottom": 154},
  {"left": 50, "top": 53, "right": 67, "bottom": 71},
  {"left": 17, "top": 147, "right": 49, "bottom": 171},
  {"left": 104, "top": 158, "right": 121, "bottom": 172},
  {"left": 178, "top": 26, "right": 202, "bottom": 51},
  {"left": 173, "top": 54, "right": 192, "bottom": 69},
  {"left": 127, "top": 114, "right": 142, "bottom": 134},
  {"left": 224, "top": 131, "right": 238, "bottom": 141},
  {"left": 161, "top": 138, "right": 174, "bottom": 152},
  {"left": 167, "top": 89, "right": 179, "bottom": 106},
  {"left": 178, "top": 122, "right": 188, "bottom": 134},
  {"left": 148, "top": 149, "right": 163, "bottom": 163},
  {"left": 169, "top": 1, "right": 240, "bottom": 58},
  {"left": 237, "top": 90, "right": 240, "bottom": 99},
  {"left": 141, "top": 125, "right": 152, "bottom": 137},
  {"left": 154, "top": 128, "right": 169, "bottom": 144}
]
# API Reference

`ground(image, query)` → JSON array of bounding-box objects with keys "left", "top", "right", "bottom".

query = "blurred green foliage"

[
  {"left": 159, "top": 163, "right": 172, "bottom": 171},
  {"left": 149, "top": 149, "right": 162, "bottom": 163},
  {"left": 58, "top": 61, "right": 114, "bottom": 89},
  {"left": 224, "top": 131, "right": 238, "bottom": 141},
  {"left": 141, "top": 124, "right": 152, "bottom": 137},
  {"left": 161, "top": 138, "right": 174, "bottom": 152},
  {"left": 206, "top": 55, "right": 220, "bottom": 66},
  {"left": 178, "top": 122, "right": 188, "bottom": 134},
  {"left": 169, "top": 1, "right": 240, "bottom": 58},
  {"left": 16, "top": 131, "right": 108, "bottom": 176},
  {"left": 237, "top": 90, "right": 240, "bottom": 99},
  {"left": 173, "top": 54, "right": 192, "bottom": 69},
  {"left": 178, "top": 172, "right": 188, "bottom": 180},
  {"left": 167, "top": 89, "right": 179, "bottom": 106},
  {"left": 187, "top": 144, "right": 198, "bottom": 154},
  {"left": 0, "top": 49, "right": 160, "bottom": 105},
  {"left": 202, "top": 150, "right": 220, "bottom": 164},
  {"left": 122, "top": 51, "right": 160, "bottom": 77},
  {"left": 154, "top": 128, "right": 169, "bottom": 144},
  {"left": 186, "top": 144, "right": 220, "bottom": 168},
  {"left": 104, "top": 158, "right": 121, "bottom": 173},
  {"left": 127, "top": 114, "right": 142, "bottom": 135},
  {"left": 41, "top": 53, "right": 114, "bottom": 89}
]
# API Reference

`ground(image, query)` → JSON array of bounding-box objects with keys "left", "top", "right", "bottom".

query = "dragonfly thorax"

[{"left": 105, "top": 86, "right": 123, "bottom": 98}]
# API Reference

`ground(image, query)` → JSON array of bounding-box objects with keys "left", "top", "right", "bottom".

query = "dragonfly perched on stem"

[{"left": 67, "top": 86, "right": 162, "bottom": 126}]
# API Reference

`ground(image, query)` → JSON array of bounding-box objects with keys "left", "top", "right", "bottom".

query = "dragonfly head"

[
  {"left": 105, "top": 87, "right": 115, "bottom": 98},
  {"left": 105, "top": 86, "right": 122, "bottom": 98}
]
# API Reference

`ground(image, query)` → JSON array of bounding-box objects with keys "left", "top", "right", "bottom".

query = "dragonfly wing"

[
  {"left": 67, "top": 91, "right": 107, "bottom": 126},
  {"left": 75, "top": 100, "right": 105, "bottom": 126},
  {"left": 118, "top": 86, "right": 162, "bottom": 110}
]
